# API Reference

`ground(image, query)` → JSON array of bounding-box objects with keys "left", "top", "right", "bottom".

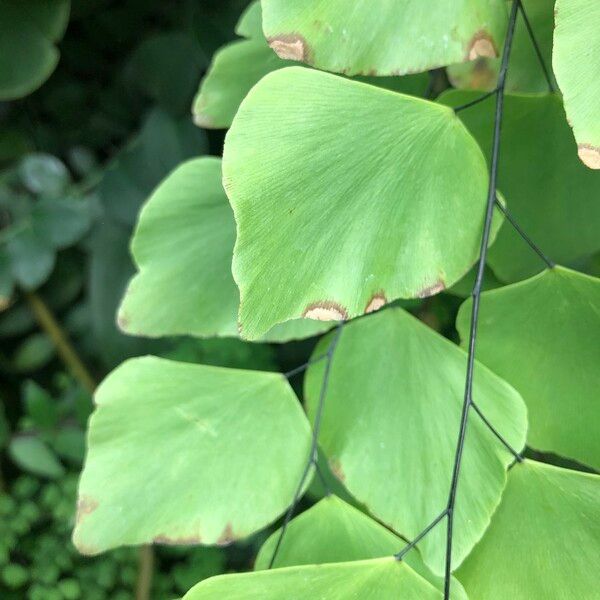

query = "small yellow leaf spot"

[{"left": 578, "top": 144, "right": 600, "bottom": 170}]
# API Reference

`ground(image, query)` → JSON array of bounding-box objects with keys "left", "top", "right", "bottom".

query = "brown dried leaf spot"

[
  {"left": 418, "top": 280, "right": 445, "bottom": 299},
  {"left": 303, "top": 301, "right": 348, "bottom": 322},
  {"left": 76, "top": 496, "right": 99, "bottom": 525},
  {"left": 268, "top": 34, "right": 309, "bottom": 62},
  {"left": 578, "top": 144, "right": 600, "bottom": 170},
  {"left": 365, "top": 293, "right": 387, "bottom": 314},
  {"left": 466, "top": 31, "right": 498, "bottom": 61},
  {"left": 217, "top": 523, "right": 236, "bottom": 546},
  {"left": 328, "top": 457, "right": 345, "bottom": 483},
  {"left": 153, "top": 534, "right": 202, "bottom": 546}
]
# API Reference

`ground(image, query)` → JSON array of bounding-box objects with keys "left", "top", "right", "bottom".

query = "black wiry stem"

[
  {"left": 471, "top": 402, "right": 523, "bottom": 463},
  {"left": 394, "top": 509, "right": 449, "bottom": 561},
  {"left": 493, "top": 198, "right": 555, "bottom": 269},
  {"left": 268, "top": 322, "right": 344, "bottom": 568},
  {"left": 284, "top": 353, "right": 328, "bottom": 379},
  {"left": 518, "top": 0, "right": 556, "bottom": 92},
  {"left": 443, "top": 3, "right": 520, "bottom": 598},
  {"left": 454, "top": 88, "right": 498, "bottom": 113}
]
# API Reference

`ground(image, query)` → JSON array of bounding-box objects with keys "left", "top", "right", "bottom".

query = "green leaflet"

[
  {"left": 12, "top": 333, "right": 55, "bottom": 372},
  {"left": 118, "top": 157, "right": 331, "bottom": 342},
  {"left": 193, "top": 1, "right": 284, "bottom": 129},
  {"left": 457, "top": 460, "right": 600, "bottom": 598},
  {"left": 255, "top": 495, "right": 468, "bottom": 600},
  {"left": 19, "top": 152, "right": 70, "bottom": 196},
  {"left": 456, "top": 266, "right": 600, "bottom": 470},
  {"left": 73, "top": 356, "right": 311, "bottom": 554},
  {"left": 193, "top": 38, "right": 291, "bottom": 129},
  {"left": 223, "top": 67, "right": 495, "bottom": 340},
  {"left": 6, "top": 226, "right": 56, "bottom": 291},
  {"left": 193, "top": 4, "right": 429, "bottom": 130},
  {"left": 184, "top": 558, "right": 442, "bottom": 599},
  {"left": 235, "top": 0, "right": 263, "bottom": 39},
  {"left": 0, "top": 0, "right": 70, "bottom": 100},
  {"left": 9, "top": 435, "right": 65, "bottom": 479},
  {"left": 441, "top": 91, "right": 600, "bottom": 282},
  {"left": 262, "top": 0, "right": 507, "bottom": 76},
  {"left": 255, "top": 496, "right": 402, "bottom": 569},
  {"left": 553, "top": 0, "right": 600, "bottom": 169},
  {"left": 118, "top": 158, "right": 238, "bottom": 338},
  {"left": 448, "top": 0, "right": 557, "bottom": 93},
  {"left": 304, "top": 308, "right": 527, "bottom": 575}
]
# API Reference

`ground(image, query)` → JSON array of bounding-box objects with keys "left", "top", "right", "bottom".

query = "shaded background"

[{"left": 0, "top": 2, "right": 287, "bottom": 598}]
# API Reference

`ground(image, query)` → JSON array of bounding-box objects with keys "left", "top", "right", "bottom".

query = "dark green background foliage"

[
  {"left": 0, "top": 1, "right": 276, "bottom": 598},
  {"left": 1, "top": 0, "right": 598, "bottom": 599}
]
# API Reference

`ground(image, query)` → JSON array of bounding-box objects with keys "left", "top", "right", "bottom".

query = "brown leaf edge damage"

[
  {"left": 577, "top": 144, "right": 600, "bottom": 170},
  {"left": 73, "top": 496, "right": 100, "bottom": 555},
  {"left": 217, "top": 522, "right": 237, "bottom": 546},
  {"left": 268, "top": 33, "right": 311, "bottom": 62},
  {"left": 75, "top": 496, "right": 99, "bottom": 525},
  {"left": 303, "top": 301, "right": 348, "bottom": 321},
  {"left": 365, "top": 293, "right": 387, "bottom": 314},
  {"left": 466, "top": 30, "right": 498, "bottom": 61},
  {"left": 417, "top": 280, "right": 446, "bottom": 299},
  {"left": 153, "top": 534, "right": 202, "bottom": 545}
]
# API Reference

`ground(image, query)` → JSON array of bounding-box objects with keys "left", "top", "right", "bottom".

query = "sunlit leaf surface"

[{"left": 304, "top": 308, "right": 527, "bottom": 574}]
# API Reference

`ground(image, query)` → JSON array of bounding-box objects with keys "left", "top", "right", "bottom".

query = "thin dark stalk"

[
  {"left": 284, "top": 353, "right": 328, "bottom": 379},
  {"left": 394, "top": 509, "right": 449, "bottom": 561},
  {"left": 24, "top": 291, "right": 96, "bottom": 394},
  {"left": 471, "top": 402, "right": 523, "bottom": 462},
  {"left": 494, "top": 198, "right": 555, "bottom": 269},
  {"left": 518, "top": 0, "right": 556, "bottom": 92},
  {"left": 135, "top": 546, "right": 154, "bottom": 600},
  {"left": 443, "top": 2, "right": 520, "bottom": 598},
  {"left": 454, "top": 88, "right": 498, "bottom": 113},
  {"left": 268, "top": 323, "right": 344, "bottom": 568}
]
